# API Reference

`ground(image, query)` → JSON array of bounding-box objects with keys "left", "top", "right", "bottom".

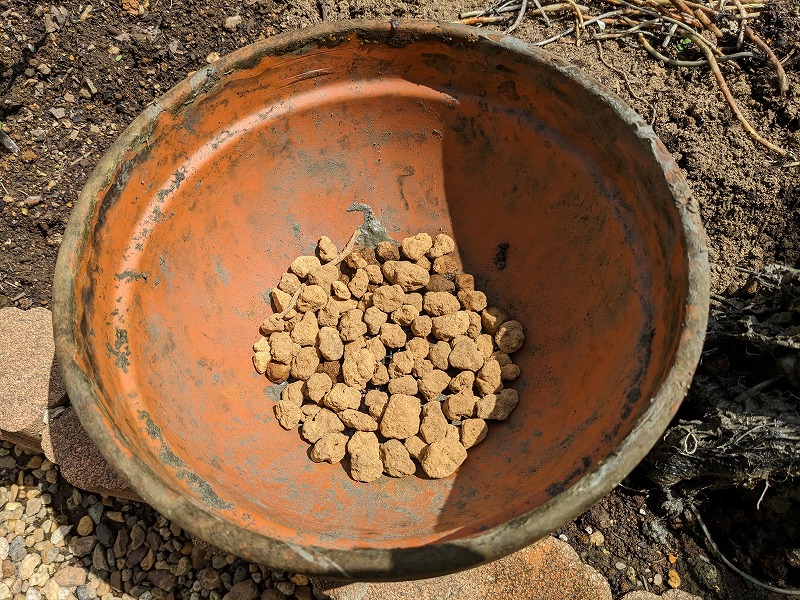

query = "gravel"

[{"left": 0, "top": 441, "right": 324, "bottom": 600}]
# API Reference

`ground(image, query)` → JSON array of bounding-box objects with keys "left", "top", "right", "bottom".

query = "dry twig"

[
  {"left": 595, "top": 41, "right": 657, "bottom": 124},
  {"left": 505, "top": 0, "right": 529, "bottom": 33},
  {"left": 330, "top": 229, "right": 361, "bottom": 267},
  {"left": 730, "top": 0, "right": 748, "bottom": 48},
  {"left": 744, "top": 26, "right": 789, "bottom": 93},
  {"left": 682, "top": 29, "right": 790, "bottom": 158},
  {"left": 460, "top": 15, "right": 507, "bottom": 24},
  {"left": 532, "top": 9, "right": 626, "bottom": 46},
  {"left": 637, "top": 34, "right": 759, "bottom": 67},
  {"left": 278, "top": 285, "right": 303, "bottom": 318},
  {"left": 692, "top": 503, "right": 800, "bottom": 596},
  {"left": 568, "top": 0, "right": 586, "bottom": 34},
  {"left": 532, "top": 0, "right": 552, "bottom": 26},
  {"left": 459, "top": 1, "right": 588, "bottom": 19}
]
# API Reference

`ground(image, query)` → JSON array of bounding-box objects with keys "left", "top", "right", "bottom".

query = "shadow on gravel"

[{"left": 0, "top": 442, "right": 322, "bottom": 600}]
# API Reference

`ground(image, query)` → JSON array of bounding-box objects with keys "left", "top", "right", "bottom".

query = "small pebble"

[
  {"left": 223, "top": 15, "right": 242, "bottom": 31},
  {"left": 274, "top": 582, "right": 295, "bottom": 596},
  {"left": 668, "top": 568, "right": 681, "bottom": 588},
  {"left": 589, "top": 531, "right": 605, "bottom": 547},
  {"left": 76, "top": 516, "right": 94, "bottom": 536},
  {"left": 51, "top": 525, "right": 72, "bottom": 545}
]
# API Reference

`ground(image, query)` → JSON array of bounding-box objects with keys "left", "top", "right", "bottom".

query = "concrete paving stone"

[{"left": 314, "top": 536, "right": 613, "bottom": 600}]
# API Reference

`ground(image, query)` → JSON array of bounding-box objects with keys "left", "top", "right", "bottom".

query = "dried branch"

[{"left": 681, "top": 29, "right": 790, "bottom": 157}]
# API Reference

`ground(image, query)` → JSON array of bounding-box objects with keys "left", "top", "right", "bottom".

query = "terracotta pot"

[{"left": 53, "top": 19, "right": 709, "bottom": 580}]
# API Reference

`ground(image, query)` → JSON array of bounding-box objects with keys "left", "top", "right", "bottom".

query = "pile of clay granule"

[{"left": 251, "top": 232, "right": 524, "bottom": 482}]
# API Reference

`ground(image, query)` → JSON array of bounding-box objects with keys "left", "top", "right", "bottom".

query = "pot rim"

[{"left": 52, "top": 18, "right": 709, "bottom": 580}]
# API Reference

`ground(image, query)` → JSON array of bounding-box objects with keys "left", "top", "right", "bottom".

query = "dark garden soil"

[{"left": 2, "top": 1, "right": 799, "bottom": 598}]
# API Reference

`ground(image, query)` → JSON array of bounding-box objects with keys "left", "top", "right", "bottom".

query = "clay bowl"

[{"left": 53, "top": 20, "right": 709, "bottom": 580}]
